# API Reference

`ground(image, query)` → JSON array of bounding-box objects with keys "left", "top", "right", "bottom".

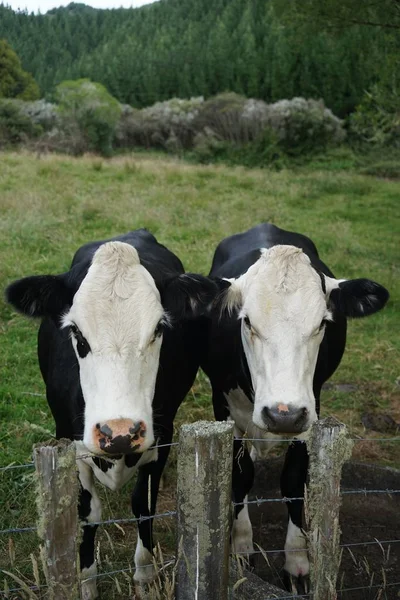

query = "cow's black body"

[
  {"left": 201, "top": 223, "right": 349, "bottom": 591},
  {"left": 33, "top": 229, "right": 209, "bottom": 588}
]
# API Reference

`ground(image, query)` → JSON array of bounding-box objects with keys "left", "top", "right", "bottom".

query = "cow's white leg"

[
  {"left": 231, "top": 498, "right": 254, "bottom": 555},
  {"left": 81, "top": 563, "right": 98, "bottom": 600},
  {"left": 284, "top": 518, "right": 309, "bottom": 578},
  {"left": 77, "top": 460, "right": 102, "bottom": 600},
  {"left": 134, "top": 536, "right": 156, "bottom": 583}
]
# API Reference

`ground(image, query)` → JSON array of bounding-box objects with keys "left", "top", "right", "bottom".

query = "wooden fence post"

[
  {"left": 306, "top": 417, "right": 354, "bottom": 600},
  {"left": 176, "top": 420, "right": 234, "bottom": 600},
  {"left": 33, "top": 439, "right": 80, "bottom": 600}
]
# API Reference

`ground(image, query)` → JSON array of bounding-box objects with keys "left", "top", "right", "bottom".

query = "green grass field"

[{"left": 0, "top": 150, "right": 399, "bottom": 597}]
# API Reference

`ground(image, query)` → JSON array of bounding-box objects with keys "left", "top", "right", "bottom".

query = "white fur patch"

[
  {"left": 62, "top": 242, "right": 168, "bottom": 454},
  {"left": 224, "top": 387, "right": 280, "bottom": 459},
  {"left": 81, "top": 563, "right": 99, "bottom": 600},
  {"left": 76, "top": 442, "right": 157, "bottom": 491},
  {"left": 134, "top": 538, "right": 156, "bottom": 584},
  {"left": 227, "top": 246, "right": 334, "bottom": 432},
  {"left": 231, "top": 499, "right": 254, "bottom": 556},
  {"left": 284, "top": 518, "right": 309, "bottom": 577}
]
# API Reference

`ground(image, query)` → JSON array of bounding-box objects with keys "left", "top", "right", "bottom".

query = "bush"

[
  {"left": 19, "top": 99, "right": 58, "bottom": 131},
  {"left": 116, "top": 97, "right": 204, "bottom": 151},
  {"left": 56, "top": 79, "right": 122, "bottom": 156},
  {"left": 264, "top": 97, "right": 346, "bottom": 155},
  {"left": 193, "top": 93, "right": 251, "bottom": 144},
  {"left": 348, "top": 85, "right": 400, "bottom": 147},
  {"left": 0, "top": 99, "right": 41, "bottom": 147}
]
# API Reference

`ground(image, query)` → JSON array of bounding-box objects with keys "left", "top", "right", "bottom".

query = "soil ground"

[{"left": 250, "top": 459, "right": 400, "bottom": 600}]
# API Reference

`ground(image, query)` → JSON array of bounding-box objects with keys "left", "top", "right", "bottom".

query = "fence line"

[
  {"left": 2, "top": 420, "right": 399, "bottom": 599},
  {"left": 1, "top": 435, "right": 398, "bottom": 473}
]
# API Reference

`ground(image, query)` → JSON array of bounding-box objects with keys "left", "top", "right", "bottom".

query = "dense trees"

[
  {"left": 0, "top": 39, "right": 40, "bottom": 100},
  {"left": 0, "top": 0, "right": 397, "bottom": 115}
]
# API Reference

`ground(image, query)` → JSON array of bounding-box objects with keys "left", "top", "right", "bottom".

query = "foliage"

[
  {"left": 0, "top": 39, "right": 40, "bottom": 101},
  {"left": 0, "top": 1, "right": 396, "bottom": 116},
  {"left": 115, "top": 97, "right": 204, "bottom": 151},
  {"left": 0, "top": 99, "right": 41, "bottom": 147},
  {"left": 264, "top": 97, "right": 346, "bottom": 155},
  {"left": 19, "top": 99, "right": 58, "bottom": 130},
  {"left": 56, "top": 79, "right": 122, "bottom": 156},
  {"left": 273, "top": 0, "right": 400, "bottom": 31},
  {"left": 348, "top": 85, "right": 400, "bottom": 147}
]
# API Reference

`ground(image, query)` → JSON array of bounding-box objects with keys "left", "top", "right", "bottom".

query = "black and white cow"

[
  {"left": 6, "top": 229, "right": 218, "bottom": 600},
  {"left": 201, "top": 223, "right": 389, "bottom": 593}
]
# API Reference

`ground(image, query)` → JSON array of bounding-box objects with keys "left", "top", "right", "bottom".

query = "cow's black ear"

[
  {"left": 330, "top": 278, "right": 389, "bottom": 318},
  {"left": 161, "top": 274, "right": 221, "bottom": 320},
  {"left": 5, "top": 274, "right": 73, "bottom": 318}
]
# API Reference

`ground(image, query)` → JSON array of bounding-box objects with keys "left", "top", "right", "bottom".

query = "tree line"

[{"left": 0, "top": 0, "right": 398, "bottom": 116}]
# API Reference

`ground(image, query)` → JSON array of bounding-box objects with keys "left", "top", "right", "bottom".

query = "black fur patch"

[
  {"left": 78, "top": 487, "right": 93, "bottom": 521},
  {"left": 6, "top": 274, "right": 73, "bottom": 319},
  {"left": 315, "top": 269, "right": 326, "bottom": 294},
  {"left": 92, "top": 456, "right": 114, "bottom": 472},
  {"left": 125, "top": 453, "right": 142, "bottom": 468},
  {"left": 161, "top": 273, "right": 220, "bottom": 320},
  {"left": 331, "top": 278, "right": 389, "bottom": 318}
]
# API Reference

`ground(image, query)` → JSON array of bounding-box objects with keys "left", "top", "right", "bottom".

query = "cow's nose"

[
  {"left": 261, "top": 404, "right": 309, "bottom": 434},
  {"left": 93, "top": 419, "right": 147, "bottom": 454}
]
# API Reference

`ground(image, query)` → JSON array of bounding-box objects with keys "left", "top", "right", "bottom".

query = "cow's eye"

[
  {"left": 243, "top": 316, "right": 251, "bottom": 329},
  {"left": 153, "top": 321, "right": 164, "bottom": 340},
  {"left": 319, "top": 319, "right": 328, "bottom": 331},
  {"left": 70, "top": 324, "right": 91, "bottom": 358}
]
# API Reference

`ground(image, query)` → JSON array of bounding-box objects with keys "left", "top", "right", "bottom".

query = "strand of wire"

[
  {"left": 1, "top": 434, "right": 398, "bottom": 473},
  {"left": 0, "top": 510, "right": 177, "bottom": 535},
  {"left": 233, "top": 537, "right": 400, "bottom": 556},
  {"left": 237, "top": 436, "right": 400, "bottom": 443},
  {"left": 263, "top": 581, "right": 400, "bottom": 600},
  {"left": 0, "top": 442, "right": 180, "bottom": 473},
  {"left": 83, "top": 558, "right": 176, "bottom": 581},
  {"left": 233, "top": 488, "right": 400, "bottom": 506},
  {"left": 2, "top": 560, "right": 176, "bottom": 593}
]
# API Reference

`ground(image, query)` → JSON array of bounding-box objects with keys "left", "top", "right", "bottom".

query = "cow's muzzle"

[
  {"left": 93, "top": 419, "right": 147, "bottom": 454},
  {"left": 261, "top": 404, "right": 309, "bottom": 434}
]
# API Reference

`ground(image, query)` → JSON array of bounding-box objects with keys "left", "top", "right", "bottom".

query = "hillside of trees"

[{"left": 0, "top": 0, "right": 398, "bottom": 116}]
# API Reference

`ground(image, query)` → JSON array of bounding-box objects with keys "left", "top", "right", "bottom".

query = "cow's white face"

[
  {"left": 222, "top": 244, "right": 388, "bottom": 434},
  {"left": 62, "top": 242, "right": 166, "bottom": 454}
]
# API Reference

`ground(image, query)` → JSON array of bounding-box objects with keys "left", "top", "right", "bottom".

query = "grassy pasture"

[{"left": 0, "top": 151, "right": 399, "bottom": 596}]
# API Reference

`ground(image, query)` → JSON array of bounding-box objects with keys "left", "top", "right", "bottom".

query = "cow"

[
  {"left": 6, "top": 229, "right": 218, "bottom": 600},
  {"left": 200, "top": 223, "right": 389, "bottom": 594}
]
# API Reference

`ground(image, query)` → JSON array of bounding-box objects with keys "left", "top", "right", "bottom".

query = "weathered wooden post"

[
  {"left": 176, "top": 420, "right": 234, "bottom": 600},
  {"left": 33, "top": 439, "right": 80, "bottom": 600},
  {"left": 305, "top": 417, "right": 354, "bottom": 600}
]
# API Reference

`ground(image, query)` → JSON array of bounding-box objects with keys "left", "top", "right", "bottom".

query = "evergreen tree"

[{"left": 0, "top": 39, "right": 40, "bottom": 100}]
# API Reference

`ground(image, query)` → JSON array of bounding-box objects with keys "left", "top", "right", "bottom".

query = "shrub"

[
  {"left": 19, "top": 99, "right": 58, "bottom": 131},
  {"left": 0, "top": 99, "right": 41, "bottom": 147},
  {"left": 193, "top": 93, "right": 249, "bottom": 144},
  {"left": 56, "top": 79, "right": 122, "bottom": 156},
  {"left": 348, "top": 85, "right": 400, "bottom": 147},
  {"left": 264, "top": 97, "right": 346, "bottom": 155},
  {"left": 133, "top": 97, "right": 204, "bottom": 151}
]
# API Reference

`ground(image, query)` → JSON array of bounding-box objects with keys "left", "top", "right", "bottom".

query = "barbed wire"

[
  {"left": 233, "top": 488, "right": 400, "bottom": 507},
  {"left": 0, "top": 525, "right": 36, "bottom": 535},
  {"left": 90, "top": 510, "right": 177, "bottom": 527},
  {"left": 233, "top": 537, "right": 400, "bottom": 556},
  {"left": 1, "top": 433, "right": 398, "bottom": 473},
  {"left": 0, "top": 510, "right": 177, "bottom": 536},
  {"left": 83, "top": 558, "right": 176, "bottom": 581},
  {"left": 262, "top": 580, "right": 400, "bottom": 600}
]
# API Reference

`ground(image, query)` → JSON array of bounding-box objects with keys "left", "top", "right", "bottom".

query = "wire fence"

[{"left": 1, "top": 430, "right": 399, "bottom": 599}]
